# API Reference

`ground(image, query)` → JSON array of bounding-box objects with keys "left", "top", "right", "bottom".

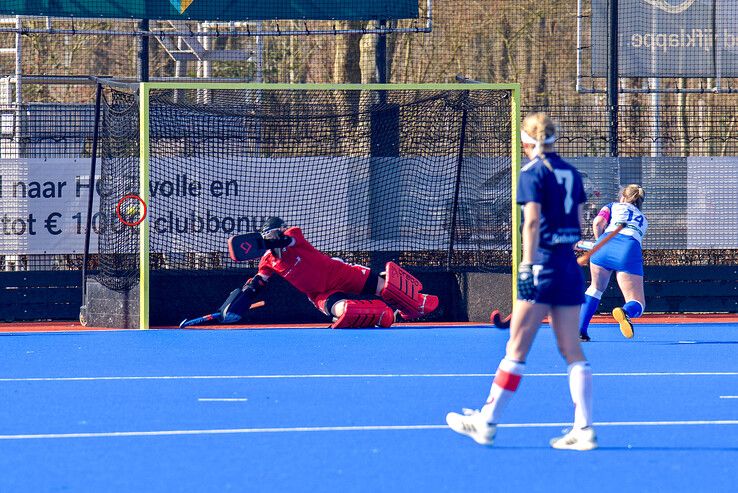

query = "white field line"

[
  {"left": 2, "top": 420, "right": 738, "bottom": 441},
  {"left": 197, "top": 398, "right": 248, "bottom": 402},
  {"left": 1, "top": 372, "right": 738, "bottom": 382},
  {"left": 719, "top": 396, "right": 738, "bottom": 399}
]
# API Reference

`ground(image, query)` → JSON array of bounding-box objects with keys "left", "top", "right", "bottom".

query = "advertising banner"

[
  {"left": 1, "top": 1, "right": 418, "bottom": 22},
  {"left": 2, "top": 156, "right": 734, "bottom": 255},
  {"left": 592, "top": 0, "right": 738, "bottom": 77},
  {"left": 0, "top": 158, "right": 99, "bottom": 254}
]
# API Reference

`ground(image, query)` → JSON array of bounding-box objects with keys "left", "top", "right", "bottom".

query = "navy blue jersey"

[{"left": 516, "top": 152, "right": 586, "bottom": 254}]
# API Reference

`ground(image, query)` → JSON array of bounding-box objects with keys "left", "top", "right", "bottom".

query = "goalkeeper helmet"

[{"left": 260, "top": 216, "right": 287, "bottom": 238}]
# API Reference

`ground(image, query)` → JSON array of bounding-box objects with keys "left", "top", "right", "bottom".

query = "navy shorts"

[
  {"left": 590, "top": 234, "right": 644, "bottom": 276},
  {"left": 519, "top": 250, "right": 585, "bottom": 306}
]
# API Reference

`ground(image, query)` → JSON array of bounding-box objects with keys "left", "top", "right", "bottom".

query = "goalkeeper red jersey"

[{"left": 257, "top": 227, "right": 370, "bottom": 304}]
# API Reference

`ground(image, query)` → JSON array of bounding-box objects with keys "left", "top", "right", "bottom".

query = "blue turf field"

[{"left": 1, "top": 322, "right": 737, "bottom": 492}]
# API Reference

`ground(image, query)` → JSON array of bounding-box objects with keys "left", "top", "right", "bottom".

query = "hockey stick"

[
  {"left": 490, "top": 309, "right": 512, "bottom": 329},
  {"left": 490, "top": 226, "right": 625, "bottom": 328},
  {"left": 576, "top": 224, "right": 625, "bottom": 266},
  {"left": 178, "top": 301, "right": 266, "bottom": 328}
]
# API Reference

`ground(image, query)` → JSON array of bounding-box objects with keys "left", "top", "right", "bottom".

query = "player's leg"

[
  {"left": 323, "top": 292, "right": 394, "bottom": 329},
  {"left": 481, "top": 300, "right": 548, "bottom": 419},
  {"left": 549, "top": 303, "right": 597, "bottom": 451},
  {"left": 326, "top": 262, "right": 380, "bottom": 298},
  {"left": 379, "top": 262, "right": 439, "bottom": 320},
  {"left": 613, "top": 271, "right": 645, "bottom": 339},
  {"left": 579, "top": 263, "right": 613, "bottom": 341},
  {"left": 446, "top": 300, "right": 548, "bottom": 445}
]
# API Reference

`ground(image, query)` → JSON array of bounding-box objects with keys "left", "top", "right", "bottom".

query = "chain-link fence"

[{"left": 1, "top": 1, "right": 737, "bottom": 271}]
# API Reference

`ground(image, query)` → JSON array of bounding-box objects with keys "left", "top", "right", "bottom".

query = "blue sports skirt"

[
  {"left": 518, "top": 249, "right": 585, "bottom": 306},
  {"left": 590, "top": 233, "right": 644, "bottom": 276}
]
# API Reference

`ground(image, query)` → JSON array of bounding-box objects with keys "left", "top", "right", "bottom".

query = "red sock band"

[{"left": 494, "top": 370, "right": 522, "bottom": 391}]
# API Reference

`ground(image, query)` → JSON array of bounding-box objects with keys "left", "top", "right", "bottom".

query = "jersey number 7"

[{"left": 553, "top": 169, "right": 574, "bottom": 214}]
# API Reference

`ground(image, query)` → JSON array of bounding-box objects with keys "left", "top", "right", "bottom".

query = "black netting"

[
  {"left": 94, "top": 87, "right": 140, "bottom": 290},
  {"left": 92, "top": 86, "right": 513, "bottom": 291}
]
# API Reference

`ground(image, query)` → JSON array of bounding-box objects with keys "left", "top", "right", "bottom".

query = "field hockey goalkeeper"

[{"left": 181, "top": 217, "right": 439, "bottom": 328}]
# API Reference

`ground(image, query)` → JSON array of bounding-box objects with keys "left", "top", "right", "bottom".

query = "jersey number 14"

[{"left": 625, "top": 209, "right": 645, "bottom": 227}]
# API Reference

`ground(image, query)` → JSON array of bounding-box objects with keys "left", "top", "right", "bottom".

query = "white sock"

[
  {"left": 480, "top": 358, "right": 525, "bottom": 424},
  {"left": 568, "top": 361, "right": 593, "bottom": 428}
]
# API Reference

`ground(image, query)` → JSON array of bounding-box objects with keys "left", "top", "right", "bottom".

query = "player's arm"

[
  {"left": 592, "top": 205, "right": 611, "bottom": 239},
  {"left": 515, "top": 201, "right": 541, "bottom": 301},
  {"left": 228, "top": 231, "right": 295, "bottom": 262},
  {"left": 521, "top": 202, "right": 541, "bottom": 265},
  {"left": 263, "top": 227, "right": 297, "bottom": 259},
  {"left": 263, "top": 235, "right": 293, "bottom": 250},
  {"left": 220, "top": 273, "right": 269, "bottom": 323},
  {"left": 578, "top": 203, "right": 585, "bottom": 230}
]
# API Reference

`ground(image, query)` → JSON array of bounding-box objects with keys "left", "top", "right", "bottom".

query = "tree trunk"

[
  {"left": 678, "top": 78, "right": 690, "bottom": 157},
  {"left": 333, "top": 21, "right": 364, "bottom": 84}
]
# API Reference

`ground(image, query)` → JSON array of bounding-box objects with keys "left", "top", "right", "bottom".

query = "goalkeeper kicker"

[{"left": 180, "top": 217, "right": 439, "bottom": 329}]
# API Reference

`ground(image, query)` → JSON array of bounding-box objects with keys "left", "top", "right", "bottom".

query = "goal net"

[{"left": 84, "top": 83, "right": 520, "bottom": 328}]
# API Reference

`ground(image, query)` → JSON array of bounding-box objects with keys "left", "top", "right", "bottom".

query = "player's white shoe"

[
  {"left": 550, "top": 427, "right": 598, "bottom": 451},
  {"left": 612, "top": 307, "right": 634, "bottom": 339},
  {"left": 445, "top": 408, "right": 496, "bottom": 446}
]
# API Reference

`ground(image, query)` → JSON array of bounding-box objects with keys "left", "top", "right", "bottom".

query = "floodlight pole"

[
  {"left": 376, "top": 20, "right": 388, "bottom": 84},
  {"left": 138, "top": 19, "right": 150, "bottom": 82},
  {"left": 607, "top": 0, "right": 618, "bottom": 157},
  {"left": 80, "top": 82, "right": 103, "bottom": 324}
]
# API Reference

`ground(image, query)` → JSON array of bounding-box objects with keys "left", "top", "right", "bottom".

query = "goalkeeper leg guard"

[
  {"left": 330, "top": 299, "right": 395, "bottom": 329},
  {"left": 380, "top": 262, "right": 439, "bottom": 320}
]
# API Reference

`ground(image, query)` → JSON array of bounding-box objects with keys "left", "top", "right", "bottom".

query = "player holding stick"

[
  {"left": 183, "top": 217, "right": 439, "bottom": 329},
  {"left": 578, "top": 185, "right": 648, "bottom": 341},
  {"left": 447, "top": 112, "right": 597, "bottom": 450}
]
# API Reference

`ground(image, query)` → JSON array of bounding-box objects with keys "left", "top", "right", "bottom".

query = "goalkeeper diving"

[{"left": 182, "top": 217, "right": 439, "bottom": 328}]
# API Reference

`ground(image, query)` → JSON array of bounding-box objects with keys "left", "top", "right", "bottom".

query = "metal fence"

[{"left": 1, "top": 0, "right": 737, "bottom": 270}]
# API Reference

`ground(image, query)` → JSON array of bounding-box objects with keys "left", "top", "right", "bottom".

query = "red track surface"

[{"left": 0, "top": 313, "right": 736, "bottom": 333}]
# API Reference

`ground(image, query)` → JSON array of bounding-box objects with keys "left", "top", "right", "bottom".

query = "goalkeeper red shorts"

[{"left": 312, "top": 263, "right": 373, "bottom": 313}]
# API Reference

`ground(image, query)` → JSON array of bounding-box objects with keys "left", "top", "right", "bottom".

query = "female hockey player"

[
  {"left": 578, "top": 185, "right": 648, "bottom": 341},
  {"left": 212, "top": 217, "right": 439, "bottom": 329},
  {"left": 446, "top": 112, "right": 597, "bottom": 451}
]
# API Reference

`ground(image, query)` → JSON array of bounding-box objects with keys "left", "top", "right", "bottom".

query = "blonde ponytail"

[
  {"left": 521, "top": 112, "right": 557, "bottom": 169},
  {"left": 621, "top": 184, "right": 645, "bottom": 209}
]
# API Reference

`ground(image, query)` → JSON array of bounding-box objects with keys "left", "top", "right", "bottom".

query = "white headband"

[{"left": 521, "top": 130, "right": 556, "bottom": 145}]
